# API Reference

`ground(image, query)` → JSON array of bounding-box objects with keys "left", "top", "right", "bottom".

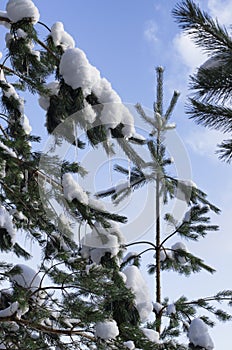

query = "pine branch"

[
  {"left": 172, "top": 0, "right": 232, "bottom": 54},
  {"left": 0, "top": 316, "right": 95, "bottom": 340},
  {"left": 217, "top": 139, "right": 232, "bottom": 163},
  {"left": 187, "top": 98, "right": 232, "bottom": 133},
  {"left": 164, "top": 90, "right": 180, "bottom": 120}
]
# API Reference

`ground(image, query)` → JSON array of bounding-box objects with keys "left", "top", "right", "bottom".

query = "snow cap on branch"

[
  {"left": 123, "top": 265, "right": 153, "bottom": 322},
  {"left": 142, "top": 328, "right": 159, "bottom": 343},
  {"left": 59, "top": 48, "right": 100, "bottom": 94},
  {"left": 62, "top": 173, "right": 89, "bottom": 205},
  {"left": 80, "top": 222, "right": 124, "bottom": 264},
  {"left": 188, "top": 318, "right": 214, "bottom": 350},
  {"left": 10, "top": 264, "right": 41, "bottom": 292},
  {"left": 0, "top": 206, "right": 16, "bottom": 245},
  {"left": 51, "top": 22, "right": 75, "bottom": 51},
  {"left": 95, "top": 320, "right": 119, "bottom": 340},
  {"left": 6, "top": 0, "right": 40, "bottom": 24},
  {"left": 171, "top": 241, "right": 188, "bottom": 264},
  {"left": 59, "top": 48, "right": 137, "bottom": 138},
  {"left": 123, "top": 341, "right": 135, "bottom": 349}
]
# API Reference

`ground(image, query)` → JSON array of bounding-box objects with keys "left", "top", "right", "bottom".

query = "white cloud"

[
  {"left": 207, "top": 0, "right": 232, "bottom": 26},
  {"left": 173, "top": 33, "right": 207, "bottom": 73},
  {"left": 185, "top": 128, "right": 226, "bottom": 160},
  {"left": 144, "top": 20, "right": 158, "bottom": 43}
]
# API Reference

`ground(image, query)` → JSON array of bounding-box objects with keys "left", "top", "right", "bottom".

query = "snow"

[
  {"left": 95, "top": 320, "right": 119, "bottom": 340},
  {"left": 60, "top": 48, "right": 100, "bottom": 94},
  {"left": 16, "top": 28, "right": 27, "bottom": 39},
  {"left": 123, "top": 265, "right": 153, "bottom": 322},
  {"left": 123, "top": 251, "right": 138, "bottom": 263},
  {"left": 92, "top": 77, "right": 121, "bottom": 104},
  {"left": 160, "top": 249, "right": 166, "bottom": 262},
  {"left": 0, "top": 76, "right": 31, "bottom": 134},
  {"left": 89, "top": 197, "right": 106, "bottom": 211},
  {"left": 176, "top": 179, "right": 197, "bottom": 202},
  {"left": 38, "top": 81, "right": 60, "bottom": 111},
  {"left": 2, "top": 82, "right": 24, "bottom": 114},
  {"left": 9, "top": 209, "right": 28, "bottom": 222},
  {"left": 123, "top": 341, "right": 135, "bottom": 349},
  {"left": 26, "top": 41, "right": 40, "bottom": 61},
  {"left": 167, "top": 303, "right": 176, "bottom": 315},
  {"left": 0, "top": 206, "right": 16, "bottom": 245},
  {"left": 6, "top": 0, "right": 40, "bottom": 24},
  {"left": 0, "top": 160, "right": 6, "bottom": 178},
  {"left": 171, "top": 242, "right": 188, "bottom": 264},
  {"left": 10, "top": 264, "right": 41, "bottom": 292},
  {"left": 20, "top": 114, "right": 32, "bottom": 134},
  {"left": 80, "top": 222, "right": 124, "bottom": 264},
  {"left": 0, "top": 301, "right": 18, "bottom": 317},
  {"left": 82, "top": 101, "right": 97, "bottom": 123},
  {"left": 142, "top": 328, "right": 159, "bottom": 343},
  {"left": 62, "top": 173, "right": 89, "bottom": 205},
  {"left": 183, "top": 209, "right": 191, "bottom": 222},
  {"left": 0, "top": 141, "right": 17, "bottom": 158},
  {"left": 59, "top": 48, "right": 139, "bottom": 138},
  {"left": 153, "top": 302, "right": 163, "bottom": 314},
  {"left": 51, "top": 22, "right": 75, "bottom": 51},
  {"left": 118, "top": 271, "right": 127, "bottom": 283},
  {"left": 188, "top": 318, "right": 214, "bottom": 350}
]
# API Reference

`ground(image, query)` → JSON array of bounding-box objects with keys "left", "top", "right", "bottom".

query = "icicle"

[
  {"left": 73, "top": 120, "right": 78, "bottom": 181},
  {"left": 78, "top": 221, "right": 82, "bottom": 247},
  {"left": 23, "top": 170, "right": 28, "bottom": 192},
  {"left": 108, "top": 153, "right": 113, "bottom": 187},
  {"left": 127, "top": 157, "right": 131, "bottom": 187}
]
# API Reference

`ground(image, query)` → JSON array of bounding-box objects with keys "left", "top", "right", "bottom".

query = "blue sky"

[{"left": 0, "top": 0, "right": 232, "bottom": 347}]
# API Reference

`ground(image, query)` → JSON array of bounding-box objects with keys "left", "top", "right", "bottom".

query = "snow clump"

[
  {"left": 51, "top": 22, "right": 75, "bottom": 51},
  {"left": 0, "top": 206, "right": 16, "bottom": 245},
  {"left": 95, "top": 320, "right": 119, "bottom": 340},
  {"left": 123, "top": 340, "right": 135, "bottom": 349},
  {"left": 123, "top": 265, "right": 153, "bottom": 322},
  {"left": 142, "top": 328, "right": 159, "bottom": 343},
  {"left": 62, "top": 173, "right": 89, "bottom": 205},
  {"left": 0, "top": 301, "right": 18, "bottom": 318},
  {"left": 167, "top": 303, "right": 176, "bottom": 315},
  {"left": 6, "top": 0, "right": 40, "bottom": 24},
  {"left": 59, "top": 48, "right": 136, "bottom": 138},
  {"left": 188, "top": 318, "right": 214, "bottom": 350},
  {"left": 0, "top": 141, "right": 17, "bottom": 158},
  {"left": 10, "top": 264, "right": 41, "bottom": 292},
  {"left": 59, "top": 48, "right": 100, "bottom": 94},
  {"left": 171, "top": 242, "right": 188, "bottom": 264},
  {"left": 80, "top": 222, "right": 125, "bottom": 264},
  {"left": 38, "top": 81, "right": 60, "bottom": 111},
  {"left": 0, "top": 73, "right": 32, "bottom": 134}
]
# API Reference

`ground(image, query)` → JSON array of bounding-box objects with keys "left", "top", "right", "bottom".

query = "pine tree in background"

[
  {"left": 0, "top": 1, "right": 231, "bottom": 350},
  {"left": 98, "top": 66, "right": 232, "bottom": 349},
  {"left": 172, "top": 0, "right": 232, "bottom": 162}
]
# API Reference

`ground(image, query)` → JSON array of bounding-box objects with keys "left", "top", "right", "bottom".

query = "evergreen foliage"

[
  {"left": 173, "top": 0, "right": 232, "bottom": 162},
  {"left": 0, "top": 1, "right": 231, "bottom": 350}
]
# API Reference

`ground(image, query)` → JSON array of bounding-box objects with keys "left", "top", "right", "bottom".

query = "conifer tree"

[
  {"left": 98, "top": 67, "right": 232, "bottom": 349},
  {"left": 0, "top": 1, "right": 231, "bottom": 350},
  {"left": 172, "top": 0, "right": 232, "bottom": 162}
]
